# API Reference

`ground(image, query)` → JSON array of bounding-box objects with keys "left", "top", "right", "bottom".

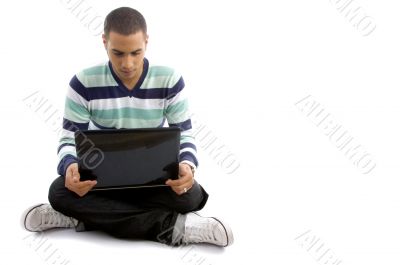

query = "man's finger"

[
  {"left": 82, "top": 180, "right": 97, "bottom": 188},
  {"left": 72, "top": 180, "right": 96, "bottom": 189},
  {"left": 166, "top": 177, "right": 186, "bottom": 186}
]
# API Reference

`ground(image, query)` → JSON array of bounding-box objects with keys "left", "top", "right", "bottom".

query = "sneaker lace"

[
  {"left": 40, "top": 207, "right": 72, "bottom": 227},
  {"left": 186, "top": 219, "right": 219, "bottom": 243}
]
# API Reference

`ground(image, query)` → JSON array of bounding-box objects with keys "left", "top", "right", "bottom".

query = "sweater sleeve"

[
  {"left": 165, "top": 76, "right": 199, "bottom": 169},
  {"left": 57, "top": 75, "right": 90, "bottom": 176}
]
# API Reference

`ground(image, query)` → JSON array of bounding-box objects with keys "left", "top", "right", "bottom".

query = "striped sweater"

[{"left": 57, "top": 58, "right": 198, "bottom": 176}]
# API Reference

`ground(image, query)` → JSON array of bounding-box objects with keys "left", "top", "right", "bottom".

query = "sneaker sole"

[
  {"left": 193, "top": 212, "right": 234, "bottom": 247},
  {"left": 21, "top": 203, "right": 45, "bottom": 232}
]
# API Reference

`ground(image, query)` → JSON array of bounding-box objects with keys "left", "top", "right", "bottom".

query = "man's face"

[{"left": 103, "top": 31, "right": 148, "bottom": 84}]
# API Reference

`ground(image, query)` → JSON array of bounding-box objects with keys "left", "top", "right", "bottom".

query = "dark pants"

[{"left": 48, "top": 176, "right": 208, "bottom": 245}]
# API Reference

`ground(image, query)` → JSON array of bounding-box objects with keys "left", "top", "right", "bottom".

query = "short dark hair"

[{"left": 104, "top": 7, "right": 147, "bottom": 38}]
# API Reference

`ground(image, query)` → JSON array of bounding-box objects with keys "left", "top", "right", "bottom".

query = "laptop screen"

[{"left": 75, "top": 127, "right": 180, "bottom": 190}]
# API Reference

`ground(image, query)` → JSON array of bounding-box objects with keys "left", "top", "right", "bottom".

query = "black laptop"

[{"left": 74, "top": 127, "right": 180, "bottom": 191}]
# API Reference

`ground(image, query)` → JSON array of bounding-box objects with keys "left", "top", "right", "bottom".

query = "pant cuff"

[{"left": 171, "top": 213, "right": 187, "bottom": 245}]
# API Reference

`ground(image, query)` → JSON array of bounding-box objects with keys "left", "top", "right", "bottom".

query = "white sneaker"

[
  {"left": 22, "top": 204, "right": 77, "bottom": 232},
  {"left": 182, "top": 212, "right": 234, "bottom": 247}
]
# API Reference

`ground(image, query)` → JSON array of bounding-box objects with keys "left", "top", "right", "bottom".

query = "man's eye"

[{"left": 114, "top": 53, "right": 123, "bottom": 57}]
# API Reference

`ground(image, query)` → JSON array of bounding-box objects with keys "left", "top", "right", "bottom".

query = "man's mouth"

[{"left": 121, "top": 70, "right": 134, "bottom": 75}]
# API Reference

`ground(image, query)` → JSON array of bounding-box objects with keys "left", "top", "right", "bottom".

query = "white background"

[{"left": 1, "top": 0, "right": 400, "bottom": 264}]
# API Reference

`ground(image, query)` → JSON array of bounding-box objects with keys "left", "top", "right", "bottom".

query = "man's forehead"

[
  {"left": 107, "top": 31, "right": 146, "bottom": 50},
  {"left": 108, "top": 31, "right": 146, "bottom": 40}
]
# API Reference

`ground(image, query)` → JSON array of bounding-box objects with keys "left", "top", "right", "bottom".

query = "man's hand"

[
  {"left": 166, "top": 163, "right": 194, "bottom": 195},
  {"left": 64, "top": 163, "right": 97, "bottom": 197}
]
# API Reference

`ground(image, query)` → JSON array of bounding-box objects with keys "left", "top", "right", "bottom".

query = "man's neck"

[{"left": 123, "top": 75, "right": 140, "bottom": 90}]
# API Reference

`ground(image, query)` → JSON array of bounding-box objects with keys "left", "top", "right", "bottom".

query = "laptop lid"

[{"left": 74, "top": 127, "right": 180, "bottom": 191}]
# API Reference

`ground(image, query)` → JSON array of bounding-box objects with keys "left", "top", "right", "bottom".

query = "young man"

[{"left": 21, "top": 7, "right": 233, "bottom": 247}]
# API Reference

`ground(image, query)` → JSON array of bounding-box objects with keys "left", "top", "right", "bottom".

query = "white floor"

[{"left": 2, "top": 0, "right": 400, "bottom": 264}]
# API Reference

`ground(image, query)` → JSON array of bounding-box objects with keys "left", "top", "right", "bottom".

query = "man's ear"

[
  {"left": 102, "top": 34, "right": 107, "bottom": 49},
  {"left": 144, "top": 34, "right": 149, "bottom": 49}
]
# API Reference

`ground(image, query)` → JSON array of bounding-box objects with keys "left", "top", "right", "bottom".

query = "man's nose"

[{"left": 121, "top": 56, "right": 134, "bottom": 69}]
